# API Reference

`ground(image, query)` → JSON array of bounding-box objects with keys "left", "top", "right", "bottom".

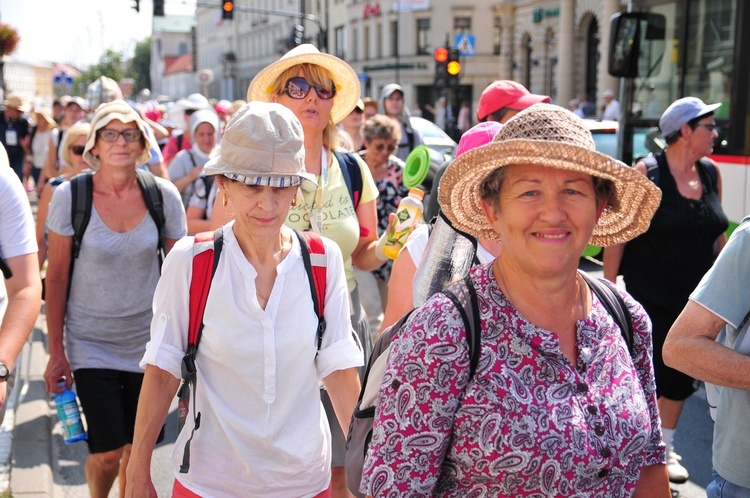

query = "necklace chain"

[
  {"left": 254, "top": 232, "right": 286, "bottom": 305},
  {"left": 498, "top": 268, "right": 586, "bottom": 319}
]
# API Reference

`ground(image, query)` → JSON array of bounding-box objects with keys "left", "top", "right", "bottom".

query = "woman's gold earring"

[
  {"left": 291, "top": 196, "right": 297, "bottom": 207},
  {"left": 222, "top": 194, "right": 228, "bottom": 207}
]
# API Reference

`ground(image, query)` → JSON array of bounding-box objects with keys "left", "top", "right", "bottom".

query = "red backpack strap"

[
  {"left": 180, "top": 227, "right": 223, "bottom": 474},
  {"left": 295, "top": 230, "right": 328, "bottom": 350},
  {"left": 188, "top": 231, "right": 218, "bottom": 350}
]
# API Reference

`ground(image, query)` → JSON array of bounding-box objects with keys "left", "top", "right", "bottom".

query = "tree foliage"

[
  {"left": 75, "top": 49, "right": 125, "bottom": 88},
  {"left": 130, "top": 38, "right": 151, "bottom": 94}
]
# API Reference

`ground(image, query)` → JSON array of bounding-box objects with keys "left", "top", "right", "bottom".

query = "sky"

[{"left": 0, "top": 0, "right": 195, "bottom": 69}]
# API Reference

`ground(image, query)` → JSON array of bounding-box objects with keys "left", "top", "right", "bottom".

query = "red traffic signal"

[{"left": 434, "top": 47, "right": 449, "bottom": 63}]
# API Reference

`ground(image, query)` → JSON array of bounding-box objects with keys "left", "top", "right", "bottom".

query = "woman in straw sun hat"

[
  {"left": 361, "top": 104, "right": 670, "bottom": 497},
  {"left": 213, "top": 44, "right": 386, "bottom": 496},
  {"left": 126, "top": 101, "right": 362, "bottom": 498}
]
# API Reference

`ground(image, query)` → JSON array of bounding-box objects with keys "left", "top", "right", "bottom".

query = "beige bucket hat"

[
  {"left": 439, "top": 103, "right": 662, "bottom": 247},
  {"left": 203, "top": 101, "right": 316, "bottom": 187}
]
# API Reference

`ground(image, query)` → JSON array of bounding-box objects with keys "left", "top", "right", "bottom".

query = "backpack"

[
  {"left": 177, "top": 228, "right": 328, "bottom": 473},
  {"left": 345, "top": 275, "right": 481, "bottom": 497},
  {"left": 345, "top": 270, "right": 634, "bottom": 497},
  {"left": 642, "top": 153, "right": 718, "bottom": 194},
  {"left": 69, "top": 169, "right": 167, "bottom": 275},
  {"left": 333, "top": 150, "right": 364, "bottom": 211}
]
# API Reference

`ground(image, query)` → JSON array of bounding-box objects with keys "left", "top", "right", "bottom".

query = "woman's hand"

[
  {"left": 44, "top": 353, "right": 72, "bottom": 393},
  {"left": 124, "top": 465, "right": 158, "bottom": 498}
]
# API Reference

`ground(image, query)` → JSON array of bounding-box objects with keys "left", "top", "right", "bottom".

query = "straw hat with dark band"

[
  {"left": 439, "top": 103, "right": 662, "bottom": 247},
  {"left": 246, "top": 44, "right": 360, "bottom": 125}
]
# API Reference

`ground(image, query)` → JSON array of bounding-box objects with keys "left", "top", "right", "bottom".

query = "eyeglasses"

[
  {"left": 696, "top": 123, "right": 717, "bottom": 132},
  {"left": 371, "top": 143, "right": 397, "bottom": 153},
  {"left": 69, "top": 145, "right": 85, "bottom": 156},
  {"left": 283, "top": 77, "right": 336, "bottom": 100},
  {"left": 97, "top": 128, "right": 143, "bottom": 142}
]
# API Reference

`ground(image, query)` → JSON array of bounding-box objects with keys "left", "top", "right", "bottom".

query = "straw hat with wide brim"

[
  {"left": 439, "top": 103, "right": 662, "bottom": 247},
  {"left": 246, "top": 44, "right": 360, "bottom": 125}
]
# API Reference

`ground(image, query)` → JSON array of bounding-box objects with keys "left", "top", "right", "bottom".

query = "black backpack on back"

[{"left": 69, "top": 169, "right": 167, "bottom": 278}]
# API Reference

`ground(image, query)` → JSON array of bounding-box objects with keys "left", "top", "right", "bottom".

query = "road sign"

[{"left": 454, "top": 34, "right": 476, "bottom": 57}]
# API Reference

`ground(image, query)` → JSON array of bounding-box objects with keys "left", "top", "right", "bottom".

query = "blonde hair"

[
  {"left": 272, "top": 63, "right": 339, "bottom": 152},
  {"left": 61, "top": 122, "right": 92, "bottom": 167}
]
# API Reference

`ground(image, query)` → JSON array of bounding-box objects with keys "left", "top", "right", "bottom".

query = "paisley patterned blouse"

[{"left": 361, "top": 264, "right": 665, "bottom": 497}]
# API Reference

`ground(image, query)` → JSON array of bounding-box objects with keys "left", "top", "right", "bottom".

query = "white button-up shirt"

[{"left": 142, "top": 222, "right": 364, "bottom": 497}]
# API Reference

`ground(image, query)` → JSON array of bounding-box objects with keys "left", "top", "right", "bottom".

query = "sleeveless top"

[{"left": 621, "top": 152, "right": 728, "bottom": 314}]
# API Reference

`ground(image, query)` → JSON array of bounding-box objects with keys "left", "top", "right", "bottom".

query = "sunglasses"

[
  {"left": 695, "top": 123, "right": 717, "bottom": 132},
  {"left": 69, "top": 145, "right": 85, "bottom": 156},
  {"left": 97, "top": 128, "right": 143, "bottom": 143},
  {"left": 283, "top": 77, "right": 336, "bottom": 100},
  {"left": 371, "top": 143, "right": 397, "bottom": 153}
]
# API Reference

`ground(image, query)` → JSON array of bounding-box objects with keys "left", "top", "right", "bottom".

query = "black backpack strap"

[
  {"left": 0, "top": 258, "right": 11, "bottom": 279},
  {"left": 642, "top": 155, "right": 659, "bottom": 186},
  {"left": 579, "top": 271, "right": 634, "bottom": 356},
  {"left": 333, "top": 150, "right": 363, "bottom": 211},
  {"left": 187, "top": 150, "right": 196, "bottom": 167},
  {"left": 135, "top": 168, "right": 167, "bottom": 269},
  {"left": 70, "top": 171, "right": 94, "bottom": 262},
  {"left": 442, "top": 275, "right": 482, "bottom": 380}
]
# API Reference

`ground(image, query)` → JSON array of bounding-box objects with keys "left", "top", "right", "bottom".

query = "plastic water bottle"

[
  {"left": 384, "top": 188, "right": 424, "bottom": 260},
  {"left": 54, "top": 381, "right": 87, "bottom": 444}
]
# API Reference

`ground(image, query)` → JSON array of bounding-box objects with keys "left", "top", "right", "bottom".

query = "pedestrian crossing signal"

[{"left": 222, "top": 0, "right": 234, "bottom": 20}]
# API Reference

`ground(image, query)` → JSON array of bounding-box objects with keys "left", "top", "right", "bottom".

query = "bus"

[{"left": 609, "top": 0, "right": 749, "bottom": 232}]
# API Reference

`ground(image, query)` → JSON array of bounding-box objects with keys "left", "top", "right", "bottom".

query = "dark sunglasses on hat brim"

[{"left": 283, "top": 77, "right": 336, "bottom": 100}]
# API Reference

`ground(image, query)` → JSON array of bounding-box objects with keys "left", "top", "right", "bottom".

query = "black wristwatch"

[{"left": 0, "top": 363, "right": 9, "bottom": 381}]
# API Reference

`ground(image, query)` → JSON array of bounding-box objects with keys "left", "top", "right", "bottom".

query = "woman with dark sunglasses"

[
  {"left": 211, "top": 44, "right": 387, "bottom": 498},
  {"left": 35, "top": 122, "right": 91, "bottom": 269}
]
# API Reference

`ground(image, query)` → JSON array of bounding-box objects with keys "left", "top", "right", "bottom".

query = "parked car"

[
  {"left": 584, "top": 119, "right": 663, "bottom": 164},
  {"left": 409, "top": 116, "right": 457, "bottom": 158}
]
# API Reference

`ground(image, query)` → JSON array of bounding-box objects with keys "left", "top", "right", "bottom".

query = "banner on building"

[{"left": 393, "top": 0, "right": 429, "bottom": 12}]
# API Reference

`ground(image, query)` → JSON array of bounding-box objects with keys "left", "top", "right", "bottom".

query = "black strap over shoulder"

[
  {"left": 579, "top": 271, "right": 634, "bottom": 356},
  {"left": 135, "top": 169, "right": 167, "bottom": 268},
  {"left": 0, "top": 258, "right": 12, "bottom": 280},
  {"left": 333, "top": 150, "right": 363, "bottom": 211},
  {"left": 443, "top": 275, "right": 482, "bottom": 379},
  {"left": 70, "top": 171, "right": 94, "bottom": 261}
]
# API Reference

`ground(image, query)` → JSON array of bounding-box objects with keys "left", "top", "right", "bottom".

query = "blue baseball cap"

[{"left": 659, "top": 97, "right": 721, "bottom": 139}]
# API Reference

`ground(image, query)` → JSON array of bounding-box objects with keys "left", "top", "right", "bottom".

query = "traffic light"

[
  {"left": 222, "top": 0, "right": 234, "bottom": 20},
  {"left": 447, "top": 48, "right": 461, "bottom": 88},
  {"left": 293, "top": 24, "right": 305, "bottom": 46},
  {"left": 132, "top": 0, "right": 140, "bottom": 12},
  {"left": 434, "top": 47, "right": 449, "bottom": 89},
  {"left": 153, "top": 0, "right": 164, "bottom": 16}
]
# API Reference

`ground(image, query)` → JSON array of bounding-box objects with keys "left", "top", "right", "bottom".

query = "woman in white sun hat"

[
  {"left": 126, "top": 101, "right": 362, "bottom": 498},
  {"left": 362, "top": 104, "right": 669, "bottom": 497},
  {"left": 213, "top": 44, "right": 388, "bottom": 496}
]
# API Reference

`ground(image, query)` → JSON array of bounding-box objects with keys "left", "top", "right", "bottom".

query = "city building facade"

[{"left": 190, "top": 0, "right": 624, "bottom": 121}]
